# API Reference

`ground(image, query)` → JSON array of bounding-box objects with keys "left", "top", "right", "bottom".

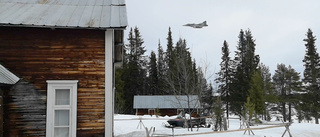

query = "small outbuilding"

[{"left": 133, "top": 95, "right": 201, "bottom": 116}]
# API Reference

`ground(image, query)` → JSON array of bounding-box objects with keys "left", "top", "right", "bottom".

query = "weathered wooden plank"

[
  {"left": 78, "top": 123, "right": 104, "bottom": 127},
  {"left": 78, "top": 105, "right": 105, "bottom": 109},
  {"left": 78, "top": 88, "right": 105, "bottom": 92}
]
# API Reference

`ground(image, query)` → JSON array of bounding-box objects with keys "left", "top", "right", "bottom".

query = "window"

[
  {"left": 148, "top": 109, "right": 155, "bottom": 116},
  {"left": 46, "top": 80, "right": 78, "bottom": 137}
]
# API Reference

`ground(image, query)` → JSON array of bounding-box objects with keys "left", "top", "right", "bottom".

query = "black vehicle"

[
  {"left": 167, "top": 116, "right": 185, "bottom": 127},
  {"left": 167, "top": 116, "right": 207, "bottom": 128}
]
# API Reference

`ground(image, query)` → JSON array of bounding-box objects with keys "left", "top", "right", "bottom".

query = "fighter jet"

[{"left": 183, "top": 21, "right": 208, "bottom": 28}]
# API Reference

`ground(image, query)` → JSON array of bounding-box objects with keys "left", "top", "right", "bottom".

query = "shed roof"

[
  {"left": 133, "top": 95, "right": 201, "bottom": 109},
  {"left": 0, "top": 64, "right": 20, "bottom": 85},
  {"left": 0, "top": 0, "right": 127, "bottom": 29}
]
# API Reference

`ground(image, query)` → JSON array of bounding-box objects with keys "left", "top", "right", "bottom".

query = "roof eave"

[
  {"left": 0, "top": 64, "right": 20, "bottom": 85},
  {"left": 0, "top": 23, "right": 127, "bottom": 30}
]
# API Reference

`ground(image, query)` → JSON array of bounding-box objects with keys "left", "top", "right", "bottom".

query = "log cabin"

[
  {"left": 0, "top": 0, "right": 127, "bottom": 137},
  {"left": 133, "top": 95, "right": 201, "bottom": 116}
]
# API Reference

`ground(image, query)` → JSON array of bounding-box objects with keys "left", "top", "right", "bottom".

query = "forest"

[{"left": 115, "top": 27, "right": 320, "bottom": 125}]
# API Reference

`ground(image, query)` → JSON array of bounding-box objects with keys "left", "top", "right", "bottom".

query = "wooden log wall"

[
  {"left": 0, "top": 27, "right": 106, "bottom": 136},
  {"left": 137, "top": 109, "right": 179, "bottom": 116},
  {"left": 4, "top": 80, "right": 46, "bottom": 137}
]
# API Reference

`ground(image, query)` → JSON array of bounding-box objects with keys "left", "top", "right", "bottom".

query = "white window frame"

[{"left": 46, "top": 80, "right": 78, "bottom": 137}]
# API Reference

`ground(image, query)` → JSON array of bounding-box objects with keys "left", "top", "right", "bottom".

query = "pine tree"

[
  {"left": 285, "top": 65, "right": 301, "bottom": 122},
  {"left": 216, "top": 40, "right": 232, "bottom": 119},
  {"left": 302, "top": 28, "right": 320, "bottom": 124},
  {"left": 273, "top": 64, "right": 288, "bottom": 121},
  {"left": 273, "top": 64, "right": 301, "bottom": 122}
]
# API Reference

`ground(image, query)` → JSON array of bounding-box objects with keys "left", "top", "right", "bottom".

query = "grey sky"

[{"left": 125, "top": 0, "right": 320, "bottom": 79}]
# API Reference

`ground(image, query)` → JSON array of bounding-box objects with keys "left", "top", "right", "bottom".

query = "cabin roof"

[
  {"left": 133, "top": 95, "right": 201, "bottom": 109},
  {"left": 0, "top": 0, "right": 127, "bottom": 29},
  {"left": 0, "top": 64, "right": 19, "bottom": 85}
]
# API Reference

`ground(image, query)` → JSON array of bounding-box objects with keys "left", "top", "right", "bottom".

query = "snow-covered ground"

[{"left": 114, "top": 114, "right": 320, "bottom": 137}]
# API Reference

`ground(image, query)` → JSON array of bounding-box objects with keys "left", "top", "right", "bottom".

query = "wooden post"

[
  {"left": 145, "top": 126, "right": 155, "bottom": 137},
  {"left": 137, "top": 117, "right": 145, "bottom": 129},
  {"left": 171, "top": 126, "right": 175, "bottom": 137},
  {"left": 282, "top": 122, "right": 293, "bottom": 137},
  {"left": 243, "top": 119, "right": 254, "bottom": 135},
  {"left": 223, "top": 117, "right": 228, "bottom": 131}
]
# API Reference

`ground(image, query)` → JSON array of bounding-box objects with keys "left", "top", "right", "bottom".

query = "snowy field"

[{"left": 114, "top": 114, "right": 320, "bottom": 137}]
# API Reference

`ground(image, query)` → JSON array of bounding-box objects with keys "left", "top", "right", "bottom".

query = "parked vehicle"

[{"left": 166, "top": 116, "right": 207, "bottom": 128}]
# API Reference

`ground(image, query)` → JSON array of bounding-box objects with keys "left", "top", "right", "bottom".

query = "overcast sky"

[{"left": 124, "top": 0, "right": 320, "bottom": 80}]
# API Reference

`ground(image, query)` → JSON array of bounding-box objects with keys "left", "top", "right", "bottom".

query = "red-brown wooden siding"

[
  {"left": 0, "top": 27, "right": 106, "bottom": 136},
  {"left": 137, "top": 109, "right": 179, "bottom": 116}
]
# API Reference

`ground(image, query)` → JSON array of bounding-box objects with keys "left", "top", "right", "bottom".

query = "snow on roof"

[
  {"left": 0, "top": 0, "right": 127, "bottom": 29},
  {"left": 133, "top": 95, "right": 201, "bottom": 109},
  {"left": 0, "top": 64, "right": 19, "bottom": 85}
]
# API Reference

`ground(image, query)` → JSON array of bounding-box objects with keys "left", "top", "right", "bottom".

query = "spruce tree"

[
  {"left": 230, "top": 30, "right": 246, "bottom": 115},
  {"left": 302, "top": 28, "right": 320, "bottom": 124},
  {"left": 216, "top": 40, "right": 232, "bottom": 119},
  {"left": 201, "top": 83, "right": 213, "bottom": 115},
  {"left": 230, "top": 29, "right": 260, "bottom": 115},
  {"left": 259, "top": 63, "right": 276, "bottom": 120},
  {"left": 248, "top": 69, "right": 265, "bottom": 116},
  {"left": 213, "top": 97, "right": 224, "bottom": 131},
  {"left": 243, "top": 97, "right": 255, "bottom": 122},
  {"left": 166, "top": 27, "right": 174, "bottom": 71},
  {"left": 166, "top": 27, "right": 175, "bottom": 95},
  {"left": 115, "top": 68, "right": 126, "bottom": 113},
  {"left": 196, "top": 65, "right": 213, "bottom": 115},
  {"left": 157, "top": 41, "right": 167, "bottom": 95},
  {"left": 167, "top": 38, "right": 194, "bottom": 95},
  {"left": 148, "top": 51, "right": 158, "bottom": 95},
  {"left": 166, "top": 38, "right": 200, "bottom": 131},
  {"left": 122, "top": 27, "right": 147, "bottom": 114}
]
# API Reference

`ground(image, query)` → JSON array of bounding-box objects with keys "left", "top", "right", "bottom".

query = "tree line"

[
  {"left": 115, "top": 27, "right": 320, "bottom": 124},
  {"left": 115, "top": 27, "right": 212, "bottom": 114},
  {"left": 216, "top": 28, "right": 319, "bottom": 124}
]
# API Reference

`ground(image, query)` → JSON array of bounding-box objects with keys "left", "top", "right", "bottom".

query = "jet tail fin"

[{"left": 203, "top": 21, "right": 207, "bottom": 25}]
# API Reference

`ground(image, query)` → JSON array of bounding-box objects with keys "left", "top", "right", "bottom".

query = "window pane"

[
  {"left": 55, "top": 89, "right": 70, "bottom": 105},
  {"left": 54, "top": 127, "right": 69, "bottom": 137},
  {"left": 55, "top": 110, "right": 69, "bottom": 126}
]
